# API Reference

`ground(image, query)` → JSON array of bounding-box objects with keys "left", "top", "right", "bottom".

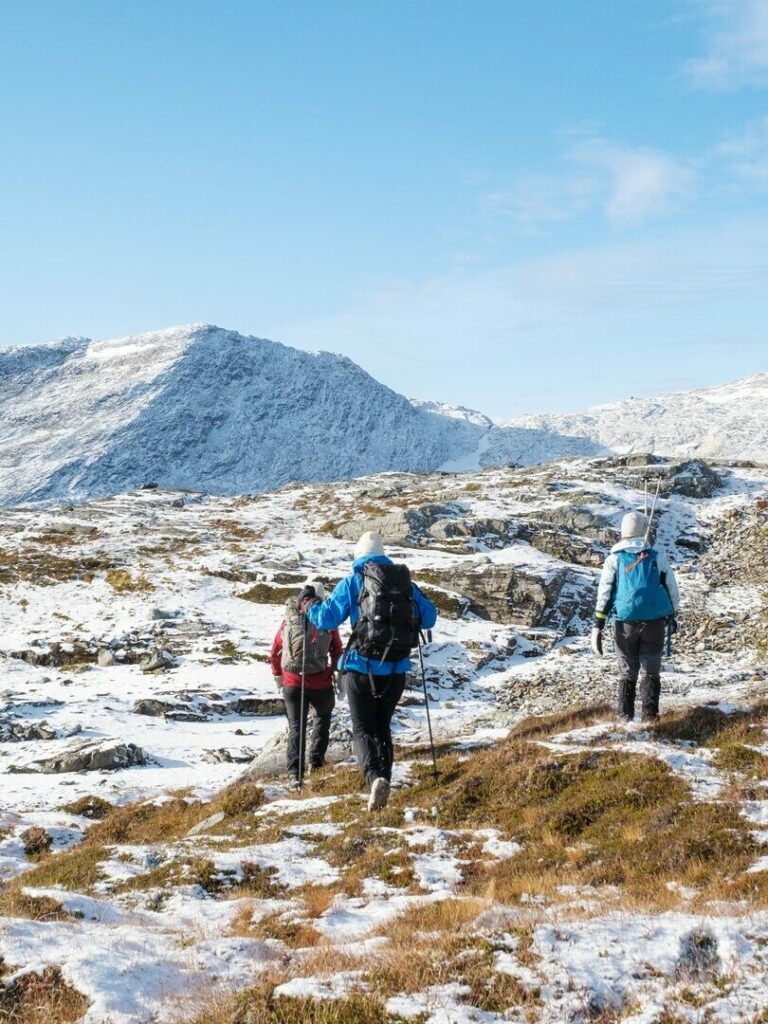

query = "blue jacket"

[{"left": 306, "top": 554, "right": 437, "bottom": 676}]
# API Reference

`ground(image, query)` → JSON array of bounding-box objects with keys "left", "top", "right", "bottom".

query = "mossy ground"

[{"left": 4, "top": 700, "right": 768, "bottom": 1023}]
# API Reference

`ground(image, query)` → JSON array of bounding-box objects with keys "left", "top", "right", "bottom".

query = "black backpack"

[{"left": 351, "top": 561, "right": 420, "bottom": 663}]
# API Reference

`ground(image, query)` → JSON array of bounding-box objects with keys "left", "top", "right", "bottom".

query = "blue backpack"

[{"left": 613, "top": 548, "right": 674, "bottom": 623}]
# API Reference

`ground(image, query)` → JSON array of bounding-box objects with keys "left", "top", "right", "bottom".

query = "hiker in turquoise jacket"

[
  {"left": 591, "top": 511, "right": 680, "bottom": 722},
  {"left": 307, "top": 531, "right": 437, "bottom": 811}
]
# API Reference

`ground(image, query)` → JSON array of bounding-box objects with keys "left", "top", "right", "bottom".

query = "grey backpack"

[{"left": 281, "top": 599, "right": 332, "bottom": 675}]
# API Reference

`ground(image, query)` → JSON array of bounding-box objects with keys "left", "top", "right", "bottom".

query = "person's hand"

[
  {"left": 590, "top": 626, "right": 604, "bottom": 657},
  {"left": 273, "top": 675, "right": 284, "bottom": 693},
  {"left": 668, "top": 617, "right": 679, "bottom": 634}
]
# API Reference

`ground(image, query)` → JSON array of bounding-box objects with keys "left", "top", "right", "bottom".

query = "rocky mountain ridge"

[
  {"left": 1, "top": 322, "right": 766, "bottom": 506},
  {"left": 505, "top": 370, "right": 768, "bottom": 464}
]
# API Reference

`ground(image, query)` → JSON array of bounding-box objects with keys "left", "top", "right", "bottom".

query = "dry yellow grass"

[{"left": 0, "top": 965, "right": 89, "bottom": 1024}]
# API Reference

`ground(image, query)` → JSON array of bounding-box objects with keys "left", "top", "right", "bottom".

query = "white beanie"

[
  {"left": 354, "top": 531, "right": 385, "bottom": 560},
  {"left": 620, "top": 511, "right": 649, "bottom": 539},
  {"left": 305, "top": 580, "right": 326, "bottom": 600}
]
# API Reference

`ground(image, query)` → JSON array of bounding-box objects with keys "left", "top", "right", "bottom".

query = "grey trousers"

[{"left": 614, "top": 618, "right": 665, "bottom": 720}]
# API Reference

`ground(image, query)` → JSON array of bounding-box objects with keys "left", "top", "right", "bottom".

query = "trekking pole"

[
  {"left": 643, "top": 477, "right": 662, "bottom": 546},
  {"left": 417, "top": 632, "right": 438, "bottom": 778},
  {"left": 298, "top": 614, "right": 308, "bottom": 791},
  {"left": 644, "top": 478, "right": 649, "bottom": 516}
]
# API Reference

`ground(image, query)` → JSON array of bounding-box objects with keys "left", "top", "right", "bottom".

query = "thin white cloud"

[
  {"left": 684, "top": 0, "right": 768, "bottom": 90},
  {"left": 569, "top": 140, "right": 695, "bottom": 224},
  {"left": 480, "top": 139, "right": 694, "bottom": 231},
  {"left": 481, "top": 174, "right": 598, "bottom": 231},
  {"left": 277, "top": 216, "right": 768, "bottom": 415},
  {"left": 716, "top": 117, "right": 768, "bottom": 183}
]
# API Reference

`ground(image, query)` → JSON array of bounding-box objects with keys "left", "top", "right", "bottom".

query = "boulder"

[
  {"left": 202, "top": 748, "right": 255, "bottom": 764},
  {"left": 16, "top": 741, "right": 146, "bottom": 774},
  {"left": 521, "top": 527, "right": 606, "bottom": 568},
  {"left": 132, "top": 698, "right": 176, "bottom": 717},
  {"left": 233, "top": 697, "right": 285, "bottom": 717},
  {"left": 97, "top": 649, "right": 116, "bottom": 667},
  {"left": 337, "top": 503, "right": 461, "bottom": 546},
  {"left": 241, "top": 730, "right": 353, "bottom": 780},
  {"left": 140, "top": 649, "right": 176, "bottom": 673},
  {"left": 186, "top": 811, "right": 226, "bottom": 836},
  {"left": 149, "top": 608, "right": 179, "bottom": 621},
  {"left": 423, "top": 563, "right": 595, "bottom": 632},
  {"left": 668, "top": 460, "right": 721, "bottom": 498}
]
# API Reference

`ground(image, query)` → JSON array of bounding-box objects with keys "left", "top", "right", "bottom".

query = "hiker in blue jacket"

[
  {"left": 306, "top": 531, "right": 437, "bottom": 811},
  {"left": 591, "top": 511, "right": 680, "bottom": 722}
]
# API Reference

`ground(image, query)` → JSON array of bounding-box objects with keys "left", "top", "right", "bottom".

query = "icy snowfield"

[{"left": 1, "top": 455, "right": 768, "bottom": 1022}]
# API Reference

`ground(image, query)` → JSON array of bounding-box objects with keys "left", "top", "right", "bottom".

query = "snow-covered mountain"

[
  {"left": 0, "top": 324, "right": 486, "bottom": 506},
  {"left": 503, "top": 372, "right": 768, "bottom": 464},
  {"left": 1, "top": 323, "right": 765, "bottom": 507}
]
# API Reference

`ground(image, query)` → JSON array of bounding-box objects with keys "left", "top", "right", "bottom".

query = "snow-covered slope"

[
  {"left": 0, "top": 325, "right": 484, "bottom": 506},
  {"left": 504, "top": 372, "right": 768, "bottom": 463}
]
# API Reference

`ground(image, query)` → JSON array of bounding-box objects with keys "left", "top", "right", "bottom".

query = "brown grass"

[
  {"left": 0, "top": 966, "right": 89, "bottom": 1024},
  {"left": 510, "top": 702, "right": 613, "bottom": 741},
  {"left": 0, "top": 546, "right": 113, "bottom": 586},
  {"left": 60, "top": 795, "right": 114, "bottom": 819},
  {"left": 243, "top": 909, "right": 323, "bottom": 948},
  {"left": 105, "top": 568, "right": 155, "bottom": 593},
  {"left": 0, "top": 891, "right": 77, "bottom": 922},
  {"left": 20, "top": 827, "right": 52, "bottom": 858}
]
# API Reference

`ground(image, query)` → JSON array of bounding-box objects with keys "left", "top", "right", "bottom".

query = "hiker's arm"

[
  {"left": 414, "top": 585, "right": 437, "bottom": 630},
  {"left": 657, "top": 550, "right": 680, "bottom": 612},
  {"left": 595, "top": 554, "right": 617, "bottom": 624},
  {"left": 269, "top": 626, "right": 284, "bottom": 679},
  {"left": 306, "top": 579, "right": 352, "bottom": 631}
]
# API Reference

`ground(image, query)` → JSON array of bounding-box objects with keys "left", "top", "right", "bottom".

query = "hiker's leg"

[
  {"left": 282, "top": 686, "right": 302, "bottom": 777},
  {"left": 344, "top": 672, "right": 384, "bottom": 786},
  {"left": 638, "top": 619, "right": 665, "bottom": 720},
  {"left": 307, "top": 687, "right": 335, "bottom": 768},
  {"left": 373, "top": 674, "right": 406, "bottom": 782},
  {"left": 614, "top": 622, "right": 640, "bottom": 720}
]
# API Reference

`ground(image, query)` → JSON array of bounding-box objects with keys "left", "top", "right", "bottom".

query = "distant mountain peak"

[{"left": 0, "top": 325, "right": 765, "bottom": 507}]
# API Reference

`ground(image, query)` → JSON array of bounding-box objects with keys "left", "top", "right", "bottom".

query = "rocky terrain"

[{"left": 1, "top": 453, "right": 767, "bottom": 1022}]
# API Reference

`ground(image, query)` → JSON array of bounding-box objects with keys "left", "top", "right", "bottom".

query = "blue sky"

[{"left": 1, "top": 0, "right": 767, "bottom": 417}]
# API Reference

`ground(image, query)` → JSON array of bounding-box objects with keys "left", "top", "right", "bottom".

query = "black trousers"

[
  {"left": 343, "top": 671, "right": 406, "bottom": 787},
  {"left": 614, "top": 619, "right": 665, "bottom": 720},
  {"left": 282, "top": 685, "right": 335, "bottom": 776}
]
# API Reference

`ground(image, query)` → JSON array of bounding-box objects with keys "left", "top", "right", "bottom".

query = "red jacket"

[{"left": 270, "top": 622, "right": 343, "bottom": 690}]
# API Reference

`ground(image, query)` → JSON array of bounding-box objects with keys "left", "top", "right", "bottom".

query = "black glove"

[
  {"left": 590, "top": 627, "right": 604, "bottom": 657},
  {"left": 668, "top": 617, "right": 678, "bottom": 634}
]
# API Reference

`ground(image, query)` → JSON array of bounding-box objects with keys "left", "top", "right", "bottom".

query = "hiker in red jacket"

[{"left": 270, "top": 582, "right": 342, "bottom": 785}]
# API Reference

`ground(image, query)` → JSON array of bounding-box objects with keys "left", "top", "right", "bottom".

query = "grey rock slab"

[
  {"left": 232, "top": 697, "right": 285, "bottom": 717},
  {"left": 186, "top": 811, "right": 226, "bottom": 836},
  {"left": 16, "top": 741, "right": 146, "bottom": 774},
  {"left": 240, "top": 730, "right": 353, "bottom": 780},
  {"left": 139, "top": 649, "right": 176, "bottom": 673}
]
